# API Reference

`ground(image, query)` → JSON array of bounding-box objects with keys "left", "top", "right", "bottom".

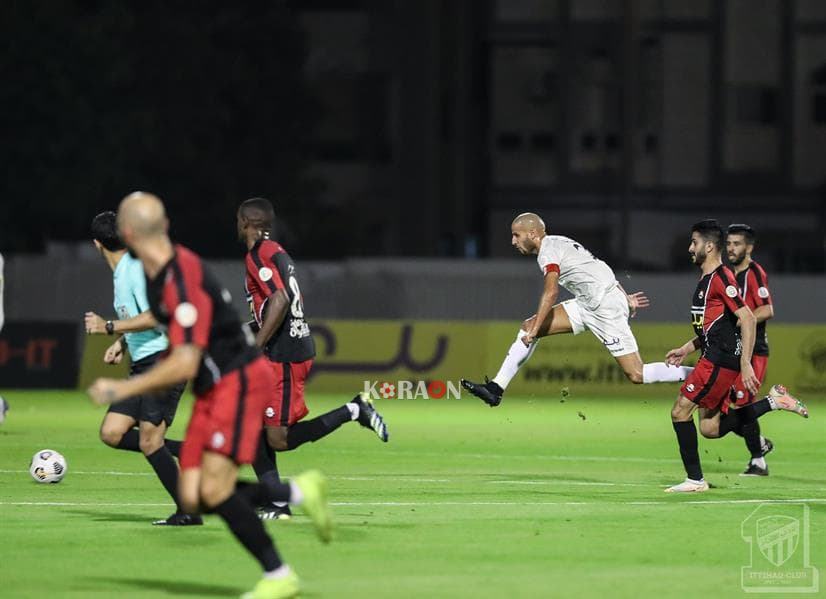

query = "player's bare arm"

[
  {"left": 522, "top": 271, "right": 559, "bottom": 346},
  {"left": 84, "top": 309, "right": 158, "bottom": 335},
  {"left": 88, "top": 344, "right": 200, "bottom": 406},
  {"left": 735, "top": 305, "right": 759, "bottom": 394},
  {"left": 255, "top": 288, "right": 289, "bottom": 349},
  {"left": 617, "top": 283, "right": 650, "bottom": 318},
  {"left": 752, "top": 304, "right": 774, "bottom": 323},
  {"left": 665, "top": 336, "right": 701, "bottom": 366}
]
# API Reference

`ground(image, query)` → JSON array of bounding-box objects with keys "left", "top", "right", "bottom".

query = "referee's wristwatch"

[{"left": 105, "top": 320, "right": 115, "bottom": 335}]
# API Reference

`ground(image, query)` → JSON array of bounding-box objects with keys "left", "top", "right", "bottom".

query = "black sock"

[
  {"left": 236, "top": 480, "right": 292, "bottom": 506},
  {"left": 739, "top": 398, "right": 773, "bottom": 420},
  {"left": 286, "top": 406, "right": 351, "bottom": 450},
  {"left": 145, "top": 446, "right": 180, "bottom": 509},
  {"left": 165, "top": 439, "right": 182, "bottom": 458},
  {"left": 253, "top": 431, "right": 279, "bottom": 480},
  {"left": 741, "top": 420, "right": 764, "bottom": 459},
  {"left": 673, "top": 420, "right": 703, "bottom": 481},
  {"left": 717, "top": 411, "right": 745, "bottom": 438},
  {"left": 213, "top": 492, "right": 282, "bottom": 572},
  {"left": 116, "top": 428, "right": 141, "bottom": 452}
]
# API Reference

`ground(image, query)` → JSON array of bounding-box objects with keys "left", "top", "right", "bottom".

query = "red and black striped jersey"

[
  {"left": 147, "top": 244, "right": 259, "bottom": 395},
  {"left": 690, "top": 264, "right": 745, "bottom": 371},
  {"left": 735, "top": 261, "right": 772, "bottom": 357},
  {"left": 244, "top": 238, "right": 315, "bottom": 363}
]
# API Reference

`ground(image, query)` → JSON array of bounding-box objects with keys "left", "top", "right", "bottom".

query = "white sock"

[
  {"left": 265, "top": 564, "right": 292, "bottom": 580},
  {"left": 346, "top": 402, "right": 359, "bottom": 421},
  {"left": 642, "top": 363, "right": 694, "bottom": 384},
  {"left": 492, "top": 329, "right": 537, "bottom": 390},
  {"left": 750, "top": 456, "right": 767, "bottom": 469},
  {"left": 288, "top": 481, "right": 303, "bottom": 506}
]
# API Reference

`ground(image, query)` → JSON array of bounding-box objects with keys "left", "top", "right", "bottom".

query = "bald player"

[
  {"left": 88, "top": 192, "right": 332, "bottom": 599},
  {"left": 462, "top": 213, "right": 693, "bottom": 406}
]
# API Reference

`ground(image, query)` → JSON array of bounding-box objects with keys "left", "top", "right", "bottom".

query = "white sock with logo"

[
  {"left": 492, "top": 329, "right": 537, "bottom": 390},
  {"left": 642, "top": 363, "right": 694, "bottom": 383}
]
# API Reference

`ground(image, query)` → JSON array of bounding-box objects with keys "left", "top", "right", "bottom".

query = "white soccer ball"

[
  {"left": 0, "top": 396, "right": 8, "bottom": 424},
  {"left": 29, "top": 449, "right": 68, "bottom": 484}
]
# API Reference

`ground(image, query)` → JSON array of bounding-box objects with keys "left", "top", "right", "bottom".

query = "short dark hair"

[
  {"left": 727, "top": 223, "right": 756, "bottom": 244},
  {"left": 691, "top": 219, "right": 724, "bottom": 251},
  {"left": 91, "top": 211, "right": 125, "bottom": 252},
  {"left": 239, "top": 197, "right": 275, "bottom": 233}
]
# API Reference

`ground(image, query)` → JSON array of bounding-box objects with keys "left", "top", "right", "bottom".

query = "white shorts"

[{"left": 560, "top": 286, "right": 639, "bottom": 357}]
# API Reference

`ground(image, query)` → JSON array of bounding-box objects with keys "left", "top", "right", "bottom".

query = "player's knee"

[
  {"left": 699, "top": 420, "right": 719, "bottom": 439},
  {"left": 99, "top": 427, "right": 122, "bottom": 448},
  {"left": 670, "top": 405, "right": 690, "bottom": 422},
  {"left": 199, "top": 477, "right": 232, "bottom": 509},
  {"left": 139, "top": 429, "right": 164, "bottom": 455}
]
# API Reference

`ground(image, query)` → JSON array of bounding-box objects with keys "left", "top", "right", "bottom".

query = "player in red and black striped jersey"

[
  {"left": 237, "top": 198, "right": 388, "bottom": 519},
  {"left": 87, "top": 193, "right": 333, "bottom": 599},
  {"left": 726, "top": 224, "right": 775, "bottom": 476},
  {"left": 662, "top": 220, "right": 808, "bottom": 493}
]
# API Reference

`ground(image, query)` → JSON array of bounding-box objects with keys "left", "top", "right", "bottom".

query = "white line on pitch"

[
  {"left": 0, "top": 470, "right": 450, "bottom": 482},
  {"left": 3, "top": 498, "right": 825, "bottom": 508},
  {"left": 488, "top": 480, "right": 649, "bottom": 487}
]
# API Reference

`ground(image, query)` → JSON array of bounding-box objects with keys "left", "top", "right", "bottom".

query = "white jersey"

[{"left": 536, "top": 235, "right": 618, "bottom": 310}]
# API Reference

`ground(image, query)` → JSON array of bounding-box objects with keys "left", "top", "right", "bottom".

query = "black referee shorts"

[{"left": 107, "top": 351, "right": 185, "bottom": 427}]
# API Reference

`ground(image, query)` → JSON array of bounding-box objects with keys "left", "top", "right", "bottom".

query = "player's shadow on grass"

[
  {"left": 90, "top": 576, "right": 244, "bottom": 597},
  {"left": 66, "top": 508, "right": 154, "bottom": 523}
]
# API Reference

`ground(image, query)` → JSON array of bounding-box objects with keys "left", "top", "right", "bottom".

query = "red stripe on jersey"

[
  {"left": 713, "top": 266, "right": 744, "bottom": 314},
  {"left": 748, "top": 262, "right": 771, "bottom": 306},
  {"left": 164, "top": 248, "right": 213, "bottom": 349},
  {"left": 544, "top": 263, "right": 560, "bottom": 275},
  {"left": 248, "top": 240, "right": 286, "bottom": 297}
]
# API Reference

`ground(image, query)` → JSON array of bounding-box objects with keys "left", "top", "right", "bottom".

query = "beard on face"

[
  {"left": 728, "top": 252, "right": 745, "bottom": 265},
  {"left": 691, "top": 248, "right": 706, "bottom": 266}
]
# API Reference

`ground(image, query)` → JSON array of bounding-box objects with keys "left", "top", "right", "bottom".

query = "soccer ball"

[
  {"left": 29, "top": 449, "right": 68, "bottom": 484},
  {"left": 0, "top": 396, "right": 8, "bottom": 424}
]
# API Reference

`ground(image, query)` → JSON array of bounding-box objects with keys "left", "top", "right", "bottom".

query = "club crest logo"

[
  {"left": 174, "top": 302, "right": 198, "bottom": 328},
  {"left": 258, "top": 267, "right": 273, "bottom": 282},
  {"left": 741, "top": 503, "right": 818, "bottom": 592},
  {"left": 726, "top": 285, "right": 739, "bottom": 298},
  {"left": 758, "top": 287, "right": 769, "bottom": 299},
  {"left": 211, "top": 432, "right": 225, "bottom": 449},
  {"left": 265, "top": 407, "right": 275, "bottom": 418},
  {"left": 757, "top": 516, "right": 799, "bottom": 567},
  {"left": 686, "top": 384, "right": 695, "bottom": 393}
]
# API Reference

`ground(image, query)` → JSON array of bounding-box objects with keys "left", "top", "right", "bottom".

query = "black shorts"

[{"left": 107, "top": 351, "right": 185, "bottom": 427}]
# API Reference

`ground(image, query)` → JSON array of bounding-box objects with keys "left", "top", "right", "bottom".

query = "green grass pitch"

[{"left": 0, "top": 390, "right": 823, "bottom": 598}]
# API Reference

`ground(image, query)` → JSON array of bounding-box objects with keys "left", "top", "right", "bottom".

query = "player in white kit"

[{"left": 461, "top": 213, "right": 692, "bottom": 406}]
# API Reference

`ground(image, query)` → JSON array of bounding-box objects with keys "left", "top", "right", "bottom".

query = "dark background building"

[{"left": 3, "top": 0, "right": 825, "bottom": 271}]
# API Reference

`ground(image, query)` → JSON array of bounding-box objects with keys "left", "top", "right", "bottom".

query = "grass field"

[{"left": 0, "top": 390, "right": 823, "bottom": 598}]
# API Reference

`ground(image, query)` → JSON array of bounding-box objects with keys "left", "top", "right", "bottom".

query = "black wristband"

[{"left": 105, "top": 320, "right": 115, "bottom": 335}]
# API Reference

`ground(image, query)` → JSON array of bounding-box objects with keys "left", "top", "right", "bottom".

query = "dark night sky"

[{"left": 1, "top": 1, "right": 324, "bottom": 257}]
